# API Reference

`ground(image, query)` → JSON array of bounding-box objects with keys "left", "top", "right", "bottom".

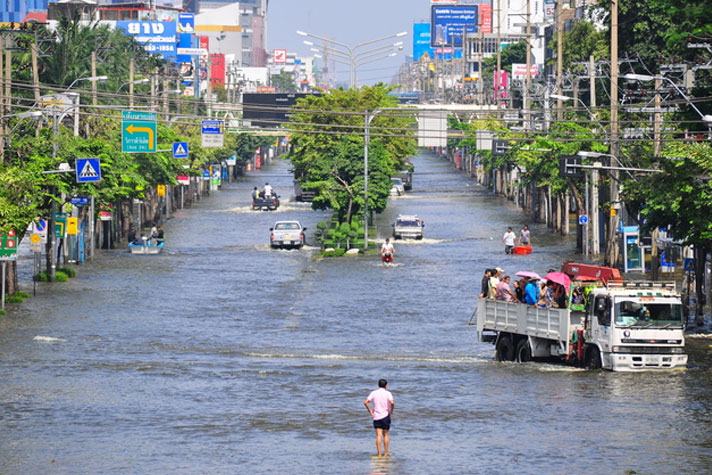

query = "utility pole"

[
  {"left": 496, "top": 0, "right": 502, "bottom": 110},
  {"left": 590, "top": 56, "right": 600, "bottom": 256},
  {"left": 129, "top": 56, "right": 135, "bottom": 110},
  {"left": 555, "top": 0, "right": 564, "bottom": 121},
  {"left": 91, "top": 51, "right": 98, "bottom": 106},
  {"left": 524, "top": 0, "right": 532, "bottom": 130},
  {"left": 606, "top": 0, "right": 620, "bottom": 268},
  {"left": 31, "top": 41, "right": 40, "bottom": 101}
]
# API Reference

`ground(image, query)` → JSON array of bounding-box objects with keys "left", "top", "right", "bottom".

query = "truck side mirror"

[
  {"left": 302, "top": 227, "right": 307, "bottom": 231},
  {"left": 269, "top": 228, "right": 273, "bottom": 231}
]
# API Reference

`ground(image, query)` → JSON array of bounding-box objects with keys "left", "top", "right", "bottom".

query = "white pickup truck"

[
  {"left": 477, "top": 281, "right": 688, "bottom": 371},
  {"left": 270, "top": 221, "right": 307, "bottom": 249}
]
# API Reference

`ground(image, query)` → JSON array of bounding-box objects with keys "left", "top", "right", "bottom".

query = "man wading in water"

[{"left": 364, "top": 379, "right": 395, "bottom": 457}]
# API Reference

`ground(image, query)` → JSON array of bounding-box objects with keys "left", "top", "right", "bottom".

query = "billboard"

[
  {"left": 117, "top": 21, "right": 177, "bottom": 58},
  {"left": 431, "top": 5, "right": 478, "bottom": 48},
  {"left": 211, "top": 54, "right": 226, "bottom": 87},
  {"left": 242, "top": 93, "right": 320, "bottom": 128},
  {"left": 413, "top": 23, "right": 435, "bottom": 61}
]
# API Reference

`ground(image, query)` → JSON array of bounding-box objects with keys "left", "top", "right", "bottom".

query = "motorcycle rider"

[{"left": 380, "top": 238, "right": 396, "bottom": 263}]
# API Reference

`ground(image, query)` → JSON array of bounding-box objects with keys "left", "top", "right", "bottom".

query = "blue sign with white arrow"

[
  {"left": 76, "top": 158, "right": 102, "bottom": 183},
  {"left": 173, "top": 141, "right": 189, "bottom": 159}
]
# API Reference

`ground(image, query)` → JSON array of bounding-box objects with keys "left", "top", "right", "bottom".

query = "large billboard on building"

[
  {"left": 413, "top": 23, "right": 435, "bottom": 60},
  {"left": 431, "top": 5, "right": 478, "bottom": 48},
  {"left": 117, "top": 21, "right": 177, "bottom": 58},
  {"left": 242, "top": 93, "right": 320, "bottom": 128}
]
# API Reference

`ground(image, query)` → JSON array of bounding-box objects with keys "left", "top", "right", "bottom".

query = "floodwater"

[{"left": 1, "top": 151, "right": 711, "bottom": 474}]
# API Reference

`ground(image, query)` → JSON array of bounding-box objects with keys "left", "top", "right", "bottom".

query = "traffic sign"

[
  {"left": 67, "top": 217, "right": 79, "bottom": 235},
  {"left": 173, "top": 142, "right": 189, "bottom": 159},
  {"left": 122, "top": 111, "right": 157, "bottom": 153},
  {"left": 578, "top": 214, "right": 589, "bottom": 225},
  {"left": 201, "top": 120, "right": 224, "bottom": 148},
  {"left": 70, "top": 196, "right": 90, "bottom": 206},
  {"left": 35, "top": 219, "right": 47, "bottom": 234},
  {"left": 75, "top": 158, "right": 102, "bottom": 183},
  {"left": 54, "top": 213, "right": 67, "bottom": 239},
  {"left": 0, "top": 229, "right": 17, "bottom": 260},
  {"left": 29, "top": 233, "right": 42, "bottom": 252},
  {"left": 559, "top": 155, "right": 583, "bottom": 178}
]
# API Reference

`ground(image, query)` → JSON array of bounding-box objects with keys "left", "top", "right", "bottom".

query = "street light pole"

[{"left": 297, "top": 30, "right": 407, "bottom": 88}]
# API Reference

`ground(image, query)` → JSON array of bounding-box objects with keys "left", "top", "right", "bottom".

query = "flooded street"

[{"left": 1, "top": 151, "right": 711, "bottom": 474}]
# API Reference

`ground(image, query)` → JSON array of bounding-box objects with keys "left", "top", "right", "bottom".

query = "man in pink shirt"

[{"left": 364, "top": 379, "right": 395, "bottom": 457}]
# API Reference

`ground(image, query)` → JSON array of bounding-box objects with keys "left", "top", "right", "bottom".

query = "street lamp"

[
  {"left": 308, "top": 40, "right": 404, "bottom": 87},
  {"left": 297, "top": 29, "right": 407, "bottom": 88},
  {"left": 64, "top": 75, "right": 108, "bottom": 92},
  {"left": 117, "top": 78, "right": 150, "bottom": 92}
]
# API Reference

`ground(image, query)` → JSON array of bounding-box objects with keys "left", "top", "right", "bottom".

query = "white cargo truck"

[{"left": 477, "top": 281, "right": 688, "bottom": 371}]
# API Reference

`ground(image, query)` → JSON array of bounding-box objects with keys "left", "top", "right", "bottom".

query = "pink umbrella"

[
  {"left": 515, "top": 270, "right": 543, "bottom": 281},
  {"left": 544, "top": 271, "right": 572, "bottom": 292}
]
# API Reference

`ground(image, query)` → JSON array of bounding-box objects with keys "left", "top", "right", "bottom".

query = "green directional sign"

[
  {"left": 122, "top": 111, "right": 157, "bottom": 153},
  {"left": 54, "top": 212, "right": 68, "bottom": 239}
]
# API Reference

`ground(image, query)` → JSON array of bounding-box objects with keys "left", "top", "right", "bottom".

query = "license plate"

[
  {"left": 284, "top": 234, "right": 293, "bottom": 239},
  {"left": 646, "top": 356, "right": 661, "bottom": 364}
]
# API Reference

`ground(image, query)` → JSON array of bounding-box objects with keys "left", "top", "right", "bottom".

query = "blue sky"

[{"left": 266, "top": 0, "right": 432, "bottom": 86}]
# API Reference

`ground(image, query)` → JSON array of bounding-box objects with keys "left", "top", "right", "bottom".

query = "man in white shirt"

[
  {"left": 380, "top": 238, "right": 395, "bottom": 263},
  {"left": 364, "top": 379, "right": 395, "bottom": 457},
  {"left": 502, "top": 227, "right": 516, "bottom": 254},
  {"left": 263, "top": 182, "right": 273, "bottom": 197}
]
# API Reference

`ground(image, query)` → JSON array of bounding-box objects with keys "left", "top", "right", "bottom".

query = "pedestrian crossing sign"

[
  {"left": 172, "top": 141, "right": 189, "bottom": 159},
  {"left": 75, "top": 158, "right": 102, "bottom": 183}
]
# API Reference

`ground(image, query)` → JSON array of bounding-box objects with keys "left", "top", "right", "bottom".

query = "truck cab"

[
  {"left": 392, "top": 215, "right": 424, "bottom": 240},
  {"left": 585, "top": 282, "right": 687, "bottom": 370}
]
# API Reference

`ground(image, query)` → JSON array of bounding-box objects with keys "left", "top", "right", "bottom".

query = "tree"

[
  {"left": 623, "top": 141, "right": 712, "bottom": 323},
  {"left": 287, "top": 85, "right": 416, "bottom": 223},
  {"left": 271, "top": 70, "right": 298, "bottom": 93}
]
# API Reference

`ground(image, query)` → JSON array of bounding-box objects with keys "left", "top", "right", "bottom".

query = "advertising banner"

[
  {"left": 413, "top": 23, "right": 435, "bottom": 61},
  {"left": 479, "top": 3, "right": 492, "bottom": 34},
  {"left": 431, "top": 5, "right": 478, "bottom": 48},
  {"left": 117, "top": 21, "right": 177, "bottom": 58},
  {"left": 511, "top": 63, "right": 542, "bottom": 80},
  {"left": 211, "top": 54, "right": 226, "bottom": 87}
]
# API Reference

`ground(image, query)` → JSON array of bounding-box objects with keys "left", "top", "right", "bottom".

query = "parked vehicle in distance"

[
  {"left": 253, "top": 192, "right": 280, "bottom": 211},
  {"left": 390, "top": 177, "right": 405, "bottom": 196},
  {"left": 270, "top": 221, "right": 307, "bottom": 249},
  {"left": 293, "top": 179, "right": 315, "bottom": 202},
  {"left": 392, "top": 214, "right": 424, "bottom": 240},
  {"left": 394, "top": 169, "right": 413, "bottom": 191}
]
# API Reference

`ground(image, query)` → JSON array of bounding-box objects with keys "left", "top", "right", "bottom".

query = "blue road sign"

[
  {"left": 201, "top": 120, "right": 223, "bottom": 134},
  {"left": 173, "top": 141, "right": 189, "bottom": 159},
  {"left": 76, "top": 158, "right": 102, "bottom": 183},
  {"left": 70, "top": 196, "right": 90, "bottom": 206},
  {"left": 178, "top": 13, "right": 195, "bottom": 33},
  {"left": 35, "top": 219, "right": 47, "bottom": 232},
  {"left": 578, "top": 214, "right": 589, "bottom": 225}
]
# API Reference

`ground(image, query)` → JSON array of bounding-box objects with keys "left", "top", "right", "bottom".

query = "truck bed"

[{"left": 477, "top": 298, "right": 583, "bottom": 344}]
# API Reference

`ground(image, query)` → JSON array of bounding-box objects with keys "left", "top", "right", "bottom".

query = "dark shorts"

[{"left": 373, "top": 415, "right": 391, "bottom": 430}]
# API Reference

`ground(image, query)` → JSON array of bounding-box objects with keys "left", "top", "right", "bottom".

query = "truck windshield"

[
  {"left": 614, "top": 298, "right": 683, "bottom": 328},
  {"left": 396, "top": 219, "right": 420, "bottom": 227}
]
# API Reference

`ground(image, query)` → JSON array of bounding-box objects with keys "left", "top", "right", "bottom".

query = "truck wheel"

[
  {"left": 585, "top": 346, "right": 602, "bottom": 370},
  {"left": 516, "top": 340, "right": 532, "bottom": 362},
  {"left": 495, "top": 336, "right": 515, "bottom": 362}
]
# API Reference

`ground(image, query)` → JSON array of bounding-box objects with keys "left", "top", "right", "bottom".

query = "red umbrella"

[{"left": 544, "top": 271, "right": 572, "bottom": 292}]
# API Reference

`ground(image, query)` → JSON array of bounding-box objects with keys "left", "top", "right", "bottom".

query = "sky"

[{"left": 266, "top": 0, "right": 432, "bottom": 87}]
